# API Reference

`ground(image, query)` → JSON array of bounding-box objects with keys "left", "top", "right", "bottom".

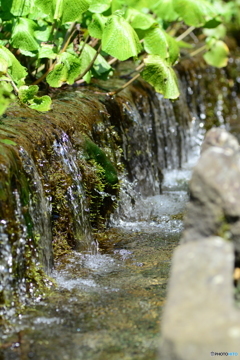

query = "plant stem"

[
  {"left": 108, "top": 57, "right": 118, "bottom": 65},
  {"left": 120, "top": 61, "right": 145, "bottom": 78},
  {"left": 32, "top": 62, "right": 55, "bottom": 85},
  {"left": 6, "top": 73, "right": 19, "bottom": 95},
  {"left": 60, "top": 22, "right": 76, "bottom": 52},
  {"left": 50, "top": 19, "right": 58, "bottom": 41},
  {"left": 190, "top": 44, "right": 206, "bottom": 57},
  {"left": 78, "top": 35, "right": 90, "bottom": 58},
  {"left": 76, "top": 43, "right": 101, "bottom": 81},
  {"left": 32, "top": 24, "right": 77, "bottom": 86},
  {"left": 107, "top": 71, "right": 142, "bottom": 96},
  {"left": 176, "top": 26, "right": 195, "bottom": 41}
]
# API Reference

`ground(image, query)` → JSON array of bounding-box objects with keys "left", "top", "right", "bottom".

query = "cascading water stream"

[
  {"left": 1, "top": 55, "right": 239, "bottom": 359},
  {"left": 52, "top": 131, "right": 96, "bottom": 252},
  {"left": 0, "top": 136, "right": 200, "bottom": 360}
]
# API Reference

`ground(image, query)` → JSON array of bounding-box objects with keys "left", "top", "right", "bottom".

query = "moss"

[
  {"left": 83, "top": 136, "right": 118, "bottom": 186},
  {"left": 48, "top": 167, "right": 75, "bottom": 258},
  {"left": 23, "top": 236, "right": 55, "bottom": 300},
  {"left": 170, "top": 213, "right": 184, "bottom": 221},
  {"left": 216, "top": 217, "right": 232, "bottom": 241}
]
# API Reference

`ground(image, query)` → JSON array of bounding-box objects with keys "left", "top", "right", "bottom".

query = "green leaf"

[
  {"left": 203, "top": 17, "right": 221, "bottom": 29},
  {"left": 61, "top": 0, "right": 89, "bottom": 23},
  {"left": 121, "top": 0, "right": 156, "bottom": 10},
  {"left": 0, "top": 58, "right": 8, "bottom": 76},
  {"left": 46, "top": 52, "right": 82, "bottom": 87},
  {"left": 102, "top": 15, "right": 142, "bottom": 61},
  {"left": 1, "top": 0, "right": 32, "bottom": 16},
  {"left": 33, "top": 0, "right": 54, "bottom": 21},
  {"left": 142, "top": 55, "right": 180, "bottom": 99},
  {"left": 34, "top": 25, "right": 52, "bottom": 42},
  {"left": 143, "top": 27, "right": 168, "bottom": 59},
  {"left": 143, "top": 26, "right": 179, "bottom": 65},
  {"left": 203, "top": 39, "right": 229, "bottom": 68},
  {"left": 18, "top": 85, "right": 39, "bottom": 103},
  {"left": 111, "top": 0, "right": 125, "bottom": 12},
  {"left": 34, "top": 0, "right": 89, "bottom": 23},
  {"left": 0, "top": 139, "right": 17, "bottom": 146},
  {"left": 88, "top": 14, "right": 107, "bottom": 39},
  {"left": 165, "top": 33, "right": 179, "bottom": 65},
  {"left": 87, "top": 0, "right": 111, "bottom": 13},
  {"left": 173, "top": 0, "right": 217, "bottom": 27},
  {"left": 203, "top": 24, "right": 226, "bottom": 40},
  {"left": 151, "top": 0, "right": 179, "bottom": 22},
  {"left": 38, "top": 44, "right": 57, "bottom": 60},
  {"left": 81, "top": 43, "right": 112, "bottom": 78},
  {"left": 29, "top": 95, "right": 52, "bottom": 111},
  {"left": 11, "top": 18, "right": 39, "bottom": 54},
  {"left": 46, "top": 63, "right": 67, "bottom": 87},
  {"left": 125, "top": 8, "right": 157, "bottom": 30},
  {"left": 0, "top": 46, "right": 27, "bottom": 86},
  {"left": 0, "top": 81, "right": 16, "bottom": 116}
]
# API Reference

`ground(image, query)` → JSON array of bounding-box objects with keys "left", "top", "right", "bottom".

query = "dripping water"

[{"left": 52, "top": 131, "right": 96, "bottom": 253}]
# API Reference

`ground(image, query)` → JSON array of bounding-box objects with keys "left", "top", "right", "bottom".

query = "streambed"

[{"left": 0, "top": 162, "right": 194, "bottom": 360}]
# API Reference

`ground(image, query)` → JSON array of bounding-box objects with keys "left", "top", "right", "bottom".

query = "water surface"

[{"left": 0, "top": 164, "right": 192, "bottom": 360}]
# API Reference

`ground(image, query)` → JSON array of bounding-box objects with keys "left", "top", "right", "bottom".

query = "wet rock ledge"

[{"left": 0, "top": 57, "right": 239, "bottom": 313}]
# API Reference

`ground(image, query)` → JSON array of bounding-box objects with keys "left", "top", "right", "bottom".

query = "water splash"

[{"left": 52, "top": 131, "right": 97, "bottom": 253}]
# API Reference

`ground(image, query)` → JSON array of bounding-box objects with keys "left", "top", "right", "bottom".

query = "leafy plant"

[{"left": 0, "top": 0, "right": 238, "bottom": 115}]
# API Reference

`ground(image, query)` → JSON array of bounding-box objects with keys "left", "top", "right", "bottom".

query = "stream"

[{"left": 0, "top": 145, "right": 200, "bottom": 360}]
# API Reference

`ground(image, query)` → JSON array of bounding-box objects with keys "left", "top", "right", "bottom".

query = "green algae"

[{"left": 83, "top": 136, "right": 118, "bottom": 186}]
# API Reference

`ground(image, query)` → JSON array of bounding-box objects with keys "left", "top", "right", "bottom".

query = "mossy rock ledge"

[{"left": 0, "top": 58, "right": 239, "bottom": 314}]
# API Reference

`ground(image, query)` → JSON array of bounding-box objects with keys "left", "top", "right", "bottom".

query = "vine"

[{"left": 0, "top": 0, "right": 239, "bottom": 115}]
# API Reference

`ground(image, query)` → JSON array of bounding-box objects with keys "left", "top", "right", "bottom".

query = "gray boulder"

[
  {"left": 160, "top": 128, "right": 240, "bottom": 359},
  {"left": 160, "top": 238, "right": 240, "bottom": 360},
  {"left": 182, "top": 128, "right": 240, "bottom": 256}
]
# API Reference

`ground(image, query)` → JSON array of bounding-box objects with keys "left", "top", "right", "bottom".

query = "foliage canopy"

[{"left": 0, "top": 0, "right": 239, "bottom": 114}]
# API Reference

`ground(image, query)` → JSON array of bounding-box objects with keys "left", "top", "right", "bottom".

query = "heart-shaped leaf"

[
  {"left": 143, "top": 26, "right": 179, "bottom": 65},
  {"left": 142, "top": 55, "right": 180, "bottom": 99},
  {"left": 143, "top": 26, "right": 169, "bottom": 59},
  {"left": 34, "top": 0, "right": 89, "bottom": 23},
  {"left": 0, "top": 46, "right": 27, "bottom": 86},
  {"left": 1, "top": 0, "right": 32, "bottom": 16},
  {"left": 18, "top": 85, "right": 39, "bottom": 103},
  {"left": 38, "top": 44, "right": 57, "bottom": 60},
  {"left": 11, "top": 18, "right": 39, "bottom": 55},
  {"left": 47, "top": 52, "right": 82, "bottom": 87},
  {"left": 46, "top": 63, "right": 68, "bottom": 87},
  {"left": 88, "top": 14, "right": 107, "bottom": 39},
  {"left": 102, "top": 14, "right": 142, "bottom": 61},
  {"left": 125, "top": 8, "right": 157, "bottom": 30},
  {"left": 173, "top": 0, "right": 217, "bottom": 27},
  {"left": 29, "top": 95, "right": 52, "bottom": 111},
  {"left": 151, "top": 0, "right": 179, "bottom": 22},
  {"left": 203, "top": 39, "right": 229, "bottom": 68},
  {"left": 87, "top": 0, "right": 111, "bottom": 13}
]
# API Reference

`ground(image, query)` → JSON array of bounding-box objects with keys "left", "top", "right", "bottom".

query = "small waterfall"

[
  {"left": 18, "top": 147, "right": 53, "bottom": 273},
  {"left": 0, "top": 128, "right": 96, "bottom": 314},
  {"left": 0, "top": 53, "right": 239, "bottom": 318},
  {"left": 52, "top": 131, "right": 96, "bottom": 252}
]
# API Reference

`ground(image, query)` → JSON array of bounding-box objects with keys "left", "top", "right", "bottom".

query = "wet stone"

[
  {"left": 160, "top": 128, "right": 240, "bottom": 359},
  {"left": 182, "top": 128, "right": 240, "bottom": 257},
  {"left": 160, "top": 238, "right": 240, "bottom": 360}
]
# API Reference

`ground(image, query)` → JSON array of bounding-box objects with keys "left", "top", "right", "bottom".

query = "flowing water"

[{"left": 0, "top": 146, "right": 200, "bottom": 360}]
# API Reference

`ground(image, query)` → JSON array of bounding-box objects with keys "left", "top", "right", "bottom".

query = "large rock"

[
  {"left": 182, "top": 128, "right": 240, "bottom": 257},
  {"left": 160, "top": 128, "right": 240, "bottom": 359},
  {"left": 160, "top": 238, "right": 240, "bottom": 360}
]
